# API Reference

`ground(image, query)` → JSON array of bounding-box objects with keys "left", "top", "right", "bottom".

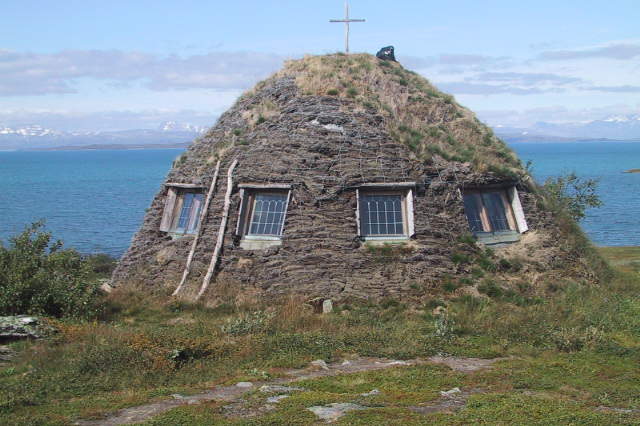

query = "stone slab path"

[{"left": 75, "top": 356, "right": 500, "bottom": 426}]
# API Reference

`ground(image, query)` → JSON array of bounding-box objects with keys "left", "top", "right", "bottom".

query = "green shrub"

[
  {"left": 380, "top": 297, "right": 402, "bottom": 309},
  {"left": 0, "top": 222, "right": 100, "bottom": 318},
  {"left": 457, "top": 235, "right": 477, "bottom": 247},
  {"left": 434, "top": 309, "right": 456, "bottom": 340},
  {"left": 478, "top": 280, "right": 504, "bottom": 299},
  {"left": 543, "top": 170, "right": 603, "bottom": 221},
  {"left": 477, "top": 255, "right": 497, "bottom": 272},
  {"left": 471, "top": 267, "right": 485, "bottom": 278},
  {"left": 347, "top": 87, "right": 358, "bottom": 97},
  {"left": 452, "top": 252, "right": 471, "bottom": 265},
  {"left": 326, "top": 89, "right": 339, "bottom": 96},
  {"left": 442, "top": 280, "right": 458, "bottom": 292},
  {"left": 220, "top": 310, "right": 274, "bottom": 336},
  {"left": 424, "top": 298, "right": 445, "bottom": 310},
  {"left": 85, "top": 253, "right": 117, "bottom": 276}
]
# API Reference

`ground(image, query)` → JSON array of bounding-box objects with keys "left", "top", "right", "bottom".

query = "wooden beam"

[
  {"left": 165, "top": 182, "right": 204, "bottom": 189},
  {"left": 352, "top": 182, "right": 416, "bottom": 188},
  {"left": 172, "top": 160, "right": 221, "bottom": 296},
  {"left": 197, "top": 158, "right": 238, "bottom": 300}
]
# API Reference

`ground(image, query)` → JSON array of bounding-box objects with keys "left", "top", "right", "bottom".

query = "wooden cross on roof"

[{"left": 330, "top": 3, "right": 365, "bottom": 54}]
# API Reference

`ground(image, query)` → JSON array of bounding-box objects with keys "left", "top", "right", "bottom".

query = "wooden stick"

[
  {"left": 197, "top": 159, "right": 238, "bottom": 300},
  {"left": 172, "top": 160, "right": 221, "bottom": 296}
]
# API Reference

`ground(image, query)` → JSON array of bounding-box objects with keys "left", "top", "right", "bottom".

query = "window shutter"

[
  {"left": 508, "top": 187, "right": 529, "bottom": 233},
  {"left": 406, "top": 189, "right": 415, "bottom": 237},
  {"left": 355, "top": 189, "right": 361, "bottom": 237},
  {"left": 235, "top": 188, "right": 247, "bottom": 236},
  {"left": 279, "top": 190, "right": 292, "bottom": 237},
  {"left": 159, "top": 187, "right": 178, "bottom": 232}
]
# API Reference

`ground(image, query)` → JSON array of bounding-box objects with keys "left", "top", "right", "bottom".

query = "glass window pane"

[
  {"left": 359, "top": 193, "right": 405, "bottom": 236},
  {"left": 483, "top": 192, "right": 510, "bottom": 231},
  {"left": 173, "top": 191, "right": 202, "bottom": 233},
  {"left": 248, "top": 193, "right": 288, "bottom": 236},
  {"left": 463, "top": 193, "right": 485, "bottom": 232}
]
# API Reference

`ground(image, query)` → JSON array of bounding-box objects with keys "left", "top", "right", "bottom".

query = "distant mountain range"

[
  {"left": 0, "top": 121, "right": 206, "bottom": 150},
  {"left": 494, "top": 114, "right": 640, "bottom": 142},
  {"left": 3, "top": 114, "right": 640, "bottom": 150}
]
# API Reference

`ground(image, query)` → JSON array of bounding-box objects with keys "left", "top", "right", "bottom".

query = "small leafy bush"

[
  {"left": 85, "top": 253, "right": 117, "bottom": 275},
  {"left": 442, "top": 280, "right": 458, "bottom": 293},
  {"left": 452, "top": 252, "right": 471, "bottom": 265},
  {"left": 478, "top": 280, "right": 504, "bottom": 299},
  {"left": 326, "top": 89, "right": 339, "bottom": 96},
  {"left": 220, "top": 310, "right": 275, "bottom": 336},
  {"left": 457, "top": 235, "right": 477, "bottom": 247},
  {"left": 543, "top": 170, "right": 602, "bottom": 221},
  {"left": 0, "top": 222, "right": 100, "bottom": 318},
  {"left": 552, "top": 326, "right": 603, "bottom": 352},
  {"left": 434, "top": 309, "right": 456, "bottom": 340},
  {"left": 380, "top": 297, "right": 402, "bottom": 309}
]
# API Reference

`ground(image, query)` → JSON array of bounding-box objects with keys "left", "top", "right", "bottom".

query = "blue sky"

[{"left": 1, "top": 0, "right": 638, "bottom": 131}]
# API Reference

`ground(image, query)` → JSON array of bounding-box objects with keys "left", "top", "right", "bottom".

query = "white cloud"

[
  {"left": 538, "top": 43, "right": 640, "bottom": 61},
  {"left": 477, "top": 104, "right": 637, "bottom": 127},
  {"left": 0, "top": 49, "right": 286, "bottom": 96},
  {"left": 0, "top": 108, "right": 219, "bottom": 132}
]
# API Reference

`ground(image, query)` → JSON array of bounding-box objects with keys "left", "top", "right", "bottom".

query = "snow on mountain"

[
  {"left": 494, "top": 114, "right": 640, "bottom": 141},
  {"left": 0, "top": 122, "right": 206, "bottom": 150},
  {"left": 602, "top": 114, "right": 640, "bottom": 123},
  {"left": 0, "top": 124, "right": 68, "bottom": 138},
  {"left": 159, "top": 121, "right": 205, "bottom": 133}
]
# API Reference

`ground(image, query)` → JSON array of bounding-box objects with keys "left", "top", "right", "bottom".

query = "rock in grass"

[
  {"left": 0, "top": 316, "right": 57, "bottom": 341},
  {"left": 236, "top": 382, "right": 253, "bottom": 388},
  {"left": 307, "top": 403, "right": 369, "bottom": 422},
  {"left": 259, "top": 385, "right": 305, "bottom": 393},
  {"left": 440, "top": 387, "right": 462, "bottom": 397},
  {"left": 267, "top": 395, "right": 289, "bottom": 403},
  {"left": 310, "top": 359, "right": 329, "bottom": 370},
  {"left": 0, "top": 345, "right": 16, "bottom": 363}
]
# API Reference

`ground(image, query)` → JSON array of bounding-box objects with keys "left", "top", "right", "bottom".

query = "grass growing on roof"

[{"left": 278, "top": 53, "right": 520, "bottom": 176}]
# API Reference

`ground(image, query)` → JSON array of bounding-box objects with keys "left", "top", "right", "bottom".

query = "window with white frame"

[
  {"left": 236, "top": 185, "right": 291, "bottom": 242},
  {"left": 159, "top": 185, "right": 204, "bottom": 235},
  {"left": 462, "top": 187, "right": 528, "bottom": 238},
  {"left": 356, "top": 184, "right": 415, "bottom": 240}
]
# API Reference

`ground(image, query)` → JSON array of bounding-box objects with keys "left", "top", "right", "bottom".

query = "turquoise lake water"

[{"left": 0, "top": 141, "right": 639, "bottom": 256}]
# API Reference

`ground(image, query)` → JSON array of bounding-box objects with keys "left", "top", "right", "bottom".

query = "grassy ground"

[
  {"left": 1, "top": 248, "right": 639, "bottom": 425},
  {"left": 599, "top": 246, "right": 640, "bottom": 274}
]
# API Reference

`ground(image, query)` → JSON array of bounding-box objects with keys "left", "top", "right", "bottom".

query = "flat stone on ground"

[{"left": 307, "top": 403, "right": 369, "bottom": 422}]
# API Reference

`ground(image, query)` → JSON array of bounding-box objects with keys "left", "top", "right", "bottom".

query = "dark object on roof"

[{"left": 376, "top": 46, "right": 396, "bottom": 61}]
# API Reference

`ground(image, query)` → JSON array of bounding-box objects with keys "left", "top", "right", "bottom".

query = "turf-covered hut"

[{"left": 111, "top": 54, "right": 590, "bottom": 300}]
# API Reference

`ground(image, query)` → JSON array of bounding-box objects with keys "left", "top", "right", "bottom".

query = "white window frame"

[
  {"left": 159, "top": 183, "right": 204, "bottom": 235},
  {"left": 355, "top": 183, "right": 415, "bottom": 241},
  {"left": 235, "top": 184, "right": 291, "bottom": 246}
]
